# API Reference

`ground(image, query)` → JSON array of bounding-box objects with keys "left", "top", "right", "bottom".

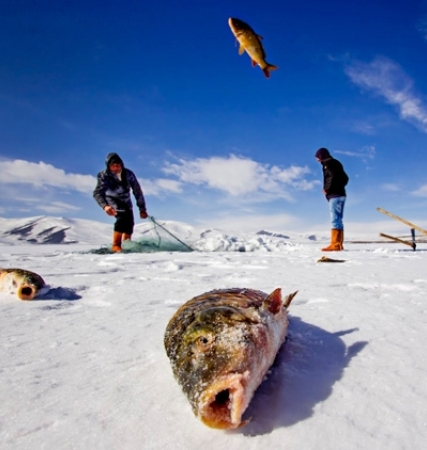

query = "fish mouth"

[
  {"left": 17, "top": 285, "right": 37, "bottom": 300},
  {"left": 198, "top": 372, "right": 250, "bottom": 430},
  {"left": 228, "top": 17, "right": 245, "bottom": 33}
]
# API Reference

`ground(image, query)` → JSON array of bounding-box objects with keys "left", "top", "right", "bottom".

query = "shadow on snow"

[
  {"left": 37, "top": 286, "right": 82, "bottom": 302},
  {"left": 239, "top": 316, "right": 368, "bottom": 435}
]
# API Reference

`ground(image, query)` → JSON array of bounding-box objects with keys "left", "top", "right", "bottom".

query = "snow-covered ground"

[{"left": 1, "top": 217, "right": 427, "bottom": 449}]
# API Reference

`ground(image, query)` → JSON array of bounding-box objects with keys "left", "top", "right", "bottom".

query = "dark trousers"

[{"left": 114, "top": 210, "right": 134, "bottom": 235}]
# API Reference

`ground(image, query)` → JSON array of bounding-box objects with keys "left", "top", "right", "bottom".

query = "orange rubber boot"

[
  {"left": 112, "top": 231, "right": 123, "bottom": 253},
  {"left": 321, "top": 229, "right": 342, "bottom": 251}
]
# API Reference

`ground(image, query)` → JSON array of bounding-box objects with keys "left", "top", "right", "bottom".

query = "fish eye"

[{"left": 196, "top": 335, "right": 213, "bottom": 350}]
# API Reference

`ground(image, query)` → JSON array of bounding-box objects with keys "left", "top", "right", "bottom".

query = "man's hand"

[
  {"left": 104, "top": 205, "right": 117, "bottom": 216},
  {"left": 139, "top": 210, "right": 148, "bottom": 219}
]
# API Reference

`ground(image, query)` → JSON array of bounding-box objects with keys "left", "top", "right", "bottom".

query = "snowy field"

[{"left": 1, "top": 217, "right": 427, "bottom": 450}]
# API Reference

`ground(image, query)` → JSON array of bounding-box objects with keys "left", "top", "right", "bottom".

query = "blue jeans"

[{"left": 329, "top": 196, "right": 346, "bottom": 230}]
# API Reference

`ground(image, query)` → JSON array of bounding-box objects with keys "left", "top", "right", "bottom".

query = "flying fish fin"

[
  {"left": 251, "top": 59, "right": 257, "bottom": 67},
  {"left": 238, "top": 44, "right": 245, "bottom": 55}
]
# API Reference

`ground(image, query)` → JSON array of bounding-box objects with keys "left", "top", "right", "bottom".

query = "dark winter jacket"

[
  {"left": 93, "top": 153, "right": 147, "bottom": 213},
  {"left": 321, "top": 157, "right": 349, "bottom": 200}
]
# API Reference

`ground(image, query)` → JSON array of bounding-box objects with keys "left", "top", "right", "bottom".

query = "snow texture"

[{"left": 1, "top": 216, "right": 427, "bottom": 449}]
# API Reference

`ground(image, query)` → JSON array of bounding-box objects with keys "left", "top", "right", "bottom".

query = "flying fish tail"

[{"left": 262, "top": 63, "right": 278, "bottom": 79}]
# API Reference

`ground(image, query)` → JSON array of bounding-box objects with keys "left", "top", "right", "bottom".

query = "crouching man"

[{"left": 93, "top": 152, "right": 148, "bottom": 252}]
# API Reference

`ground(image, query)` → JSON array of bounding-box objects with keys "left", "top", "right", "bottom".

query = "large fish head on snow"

[
  {"left": 164, "top": 288, "right": 297, "bottom": 429},
  {"left": 176, "top": 303, "right": 258, "bottom": 418},
  {"left": 0, "top": 268, "right": 46, "bottom": 300}
]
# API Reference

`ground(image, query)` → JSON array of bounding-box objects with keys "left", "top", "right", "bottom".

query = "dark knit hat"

[{"left": 315, "top": 147, "right": 331, "bottom": 161}]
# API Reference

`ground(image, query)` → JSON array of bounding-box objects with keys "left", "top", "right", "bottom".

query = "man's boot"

[
  {"left": 112, "top": 231, "right": 123, "bottom": 253},
  {"left": 321, "top": 229, "right": 342, "bottom": 251},
  {"left": 123, "top": 233, "right": 132, "bottom": 241},
  {"left": 338, "top": 229, "right": 344, "bottom": 250}
]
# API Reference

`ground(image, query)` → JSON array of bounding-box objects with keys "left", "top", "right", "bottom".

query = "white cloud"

[
  {"left": 163, "top": 154, "right": 316, "bottom": 199},
  {"left": 412, "top": 184, "right": 427, "bottom": 197},
  {"left": 37, "top": 202, "right": 81, "bottom": 213},
  {"left": 141, "top": 178, "right": 183, "bottom": 196},
  {"left": 0, "top": 156, "right": 318, "bottom": 217},
  {"left": 155, "top": 179, "right": 182, "bottom": 193},
  {"left": 381, "top": 183, "right": 401, "bottom": 192},
  {"left": 0, "top": 158, "right": 185, "bottom": 198},
  {"left": 0, "top": 159, "right": 96, "bottom": 194},
  {"left": 336, "top": 145, "right": 376, "bottom": 160},
  {"left": 345, "top": 57, "right": 427, "bottom": 132},
  {"left": 350, "top": 121, "right": 376, "bottom": 135},
  {"left": 272, "top": 165, "right": 312, "bottom": 183},
  {"left": 0, "top": 186, "right": 82, "bottom": 214}
]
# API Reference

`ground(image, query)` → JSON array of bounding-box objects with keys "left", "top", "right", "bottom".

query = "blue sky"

[{"left": 1, "top": 0, "right": 427, "bottom": 233}]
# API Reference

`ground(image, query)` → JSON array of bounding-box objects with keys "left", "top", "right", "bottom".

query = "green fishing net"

[{"left": 87, "top": 217, "right": 194, "bottom": 254}]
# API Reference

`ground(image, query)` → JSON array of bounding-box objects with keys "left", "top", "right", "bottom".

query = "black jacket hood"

[
  {"left": 105, "top": 152, "right": 124, "bottom": 169},
  {"left": 315, "top": 147, "right": 331, "bottom": 161}
]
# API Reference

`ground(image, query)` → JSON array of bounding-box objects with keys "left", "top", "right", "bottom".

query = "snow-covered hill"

[
  {"left": 1, "top": 215, "right": 415, "bottom": 252},
  {"left": 0, "top": 215, "right": 327, "bottom": 250},
  {"left": 0, "top": 216, "right": 111, "bottom": 245}
]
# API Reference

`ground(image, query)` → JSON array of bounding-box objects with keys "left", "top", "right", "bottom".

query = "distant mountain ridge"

[
  {"left": 0, "top": 216, "right": 111, "bottom": 245},
  {"left": 0, "top": 215, "right": 325, "bottom": 250},
  {"left": 0, "top": 216, "right": 207, "bottom": 246}
]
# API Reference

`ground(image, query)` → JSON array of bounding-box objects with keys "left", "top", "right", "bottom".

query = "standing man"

[
  {"left": 93, "top": 152, "right": 148, "bottom": 253},
  {"left": 315, "top": 147, "right": 349, "bottom": 251}
]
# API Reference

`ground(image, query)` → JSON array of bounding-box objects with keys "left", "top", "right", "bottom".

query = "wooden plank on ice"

[
  {"left": 377, "top": 207, "right": 427, "bottom": 236},
  {"left": 379, "top": 232, "right": 416, "bottom": 251}
]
